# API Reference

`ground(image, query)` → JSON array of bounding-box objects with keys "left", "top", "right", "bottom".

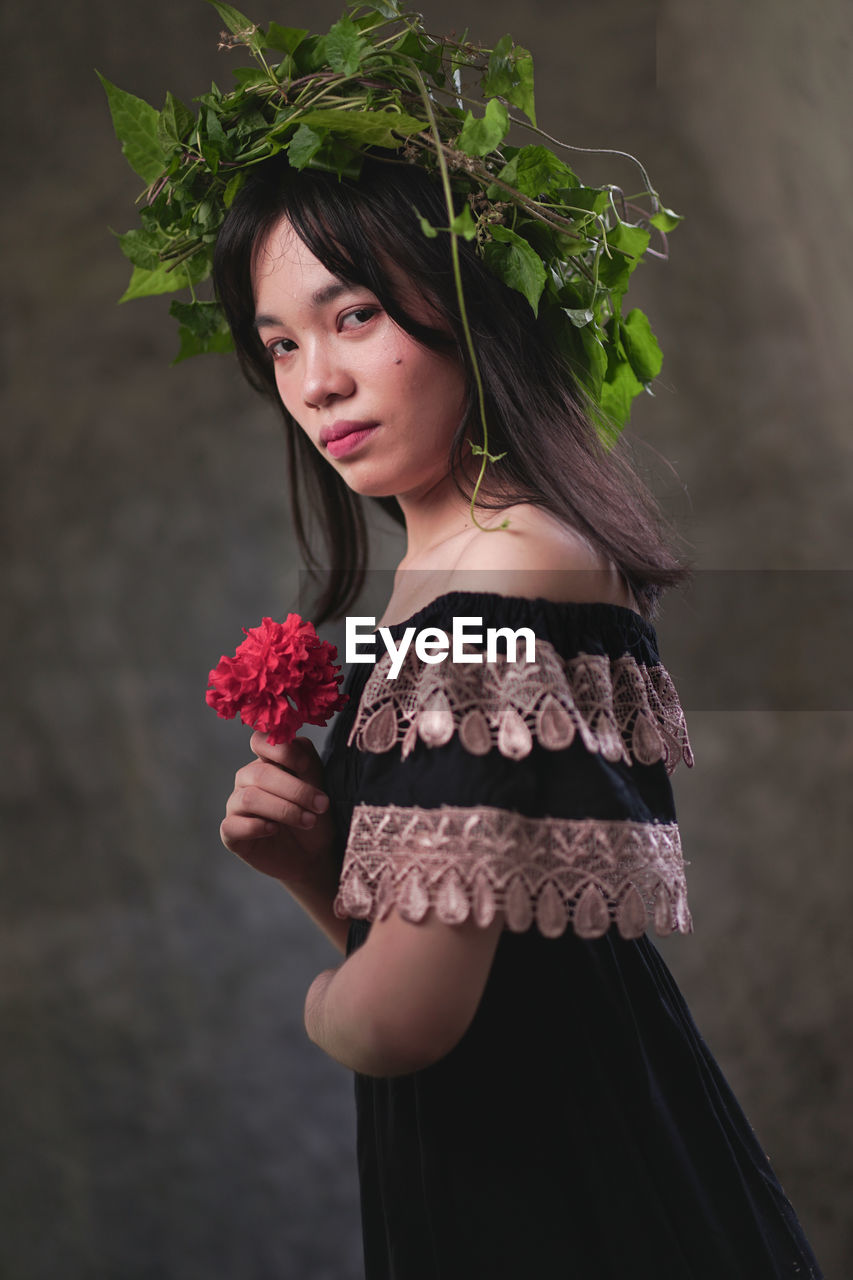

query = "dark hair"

[{"left": 213, "top": 153, "right": 692, "bottom": 623}]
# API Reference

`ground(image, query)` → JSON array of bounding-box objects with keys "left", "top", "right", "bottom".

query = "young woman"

[{"left": 215, "top": 157, "right": 823, "bottom": 1278}]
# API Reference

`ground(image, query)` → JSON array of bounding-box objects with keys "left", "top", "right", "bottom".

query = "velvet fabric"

[{"left": 321, "top": 593, "right": 822, "bottom": 1279}]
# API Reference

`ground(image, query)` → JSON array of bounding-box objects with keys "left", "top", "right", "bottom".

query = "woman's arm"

[
  {"left": 279, "top": 870, "right": 350, "bottom": 957},
  {"left": 304, "top": 907, "right": 505, "bottom": 1076}
]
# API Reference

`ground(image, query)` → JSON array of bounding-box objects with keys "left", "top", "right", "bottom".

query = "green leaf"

[
  {"left": 391, "top": 27, "right": 443, "bottom": 78},
  {"left": 206, "top": 1, "right": 255, "bottom": 35},
  {"left": 265, "top": 23, "right": 308, "bottom": 54},
  {"left": 506, "top": 48, "right": 536, "bottom": 125},
  {"left": 205, "top": 107, "right": 227, "bottom": 145},
  {"left": 599, "top": 358, "right": 643, "bottom": 429},
  {"left": 597, "top": 222, "right": 651, "bottom": 291},
  {"left": 508, "top": 219, "right": 561, "bottom": 273},
  {"left": 367, "top": 0, "right": 402, "bottom": 17},
  {"left": 194, "top": 198, "right": 218, "bottom": 229},
  {"left": 481, "top": 34, "right": 513, "bottom": 95},
  {"left": 610, "top": 221, "right": 651, "bottom": 262},
  {"left": 449, "top": 204, "right": 478, "bottom": 240},
  {"left": 223, "top": 172, "right": 246, "bottom": 208},
  {"left": 470, "top": 443, "right": 507, "bottom": 463},
  {"left": 495, "top": 145, "right": 577, "bottom": 198},
  {"left": 234, "top": 109, "right": 268, "bottom": 140},
  {"left": 200, "top": 143, "right": 220, "bottom": 172},
  {"left": 169, "top": 299, "right": 233, "bottom": 362},
  {"left": 558, "top": 234, "right": 594, "bottom": 257},
  {"left": 557, "top": 281, "right": 590, "bottom": 309},
  {"left": 457, "top": 98, "right": 509, "bottom": 157},
  {"left": 582, "top": 322, "right": 607, "bottom": 383},
  {"left": 565, "top": 187, "right": 610, "bottom": 215},
  {"left": 138, "top": 198, "right": 171, "bottom": 236},
  {"left": 482, "top": 35, "right": 536, "bottom": 126},
  {"left": 157, "top": 91, "right": 194, "bottom": 153},
  {"left": 394, "top": 30, "right": 423, "bottom": 59},
  {"left": 288, "top": 124, "right": 323, "bottom": 170},
  {"left": 198, "top": 105, "right": 230, "bottom": 170},
  {"left": 119, "top": 252, "right": 210, "bottom": 302},
  {"left": 173, "top": 326, "right": 234, "bottom": 363},
  {"left": 116, "top": 227, "right": 163, "bottom": 271},
  {"left": 649, "top": 206, "right": 683, "bottom": 233},
  {"left": 294, "top": 108, "right": 423, "bottom": 147},
  {"left": 292, "top": 34, "right": 325, "bottom": 74},
  {"left": 207, "top": 0, "right": 265, "bottom": 54},
  {"left": 231, "top": 67, "right": 269, "bottom": 89},
  {"left": 564, "top": 307, "right": 594, "bottom": 328},
  {"left": 303, "top": 135, "right": 363, "bottom": 180},
  {"left": 325, "top": 15, "right": 368, "bottom": 76},
  {"left": 413, "top": 204, "right": 476, "bottom": 241},
  {"left": 97, "top": 72, "right": 166, "bottom": 184},
  {"left": 169, "top": 299, "right": 227, "bottom": 337},
  {"left": 620, "top": 307, "right": 663, "bottom": 384},
  {"left": 483, "top": 224, "right": 547, "bottom": 314}
]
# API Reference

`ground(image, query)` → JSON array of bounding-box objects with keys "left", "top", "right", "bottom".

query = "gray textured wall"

[{"left": 3, "top": 0, "right": 850, "bottom": 1275}]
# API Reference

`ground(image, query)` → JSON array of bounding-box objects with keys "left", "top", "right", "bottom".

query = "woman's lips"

[{"left": 325, "top": 425, "right": 381, "bottom": 458}]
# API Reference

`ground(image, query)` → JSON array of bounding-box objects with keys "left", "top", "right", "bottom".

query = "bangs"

[{"left": 239, "top": 157, "right": 458, "bottom": 357}]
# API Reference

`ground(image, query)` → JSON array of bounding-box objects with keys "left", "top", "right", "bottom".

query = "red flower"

[{"left": 206, "top": 615, "right": 349, "bottom": 745}]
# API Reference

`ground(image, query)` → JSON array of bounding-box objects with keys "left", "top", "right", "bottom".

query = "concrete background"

[{"left": 2, "top": 0, "right": 850, "bottom": 1275}]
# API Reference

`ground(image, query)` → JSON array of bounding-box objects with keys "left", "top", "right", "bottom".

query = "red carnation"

[{"left": 206, "top": 615, "right": 349, "bottom": 745}]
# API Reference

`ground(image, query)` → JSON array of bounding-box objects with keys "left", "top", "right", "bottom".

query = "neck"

[{"left": 394, "top": 460, "right": 512, "bottom": 566}]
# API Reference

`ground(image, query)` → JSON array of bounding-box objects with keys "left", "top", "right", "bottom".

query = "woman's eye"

[
  {"left": 341, "top": 306, "right": 379, "bottom": 331},
  {"left": 268, "top": 337, "right": 297, "bottom": 359}
]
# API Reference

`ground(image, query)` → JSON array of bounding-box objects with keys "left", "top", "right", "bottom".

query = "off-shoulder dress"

[{"left": 320, "top": 591, "right": 822, "bottom": 1280}]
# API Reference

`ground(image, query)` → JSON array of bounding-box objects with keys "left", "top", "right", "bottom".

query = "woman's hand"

[{"left": 221, "top": 731, "right": 336, "bottom": 891}]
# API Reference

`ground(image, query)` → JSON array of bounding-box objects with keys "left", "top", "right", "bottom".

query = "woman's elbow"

[{"left": 362, "top": 1008, "right": 471, "bottom": 1078}]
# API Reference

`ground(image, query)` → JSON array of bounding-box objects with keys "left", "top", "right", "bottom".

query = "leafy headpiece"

[{"left": 101, "top": 0, "right": 680, "bottom": 525}]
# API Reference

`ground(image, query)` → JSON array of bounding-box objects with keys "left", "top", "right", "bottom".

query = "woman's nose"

[{"left": 301, "top": 342, "right": 355, "bottom": 409}]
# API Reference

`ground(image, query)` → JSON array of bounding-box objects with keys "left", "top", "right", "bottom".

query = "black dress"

[{"left": 320, "top": 591, "right": 822, "bottom": 1280}]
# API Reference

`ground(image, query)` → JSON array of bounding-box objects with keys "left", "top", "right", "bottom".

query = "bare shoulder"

[{"left": 451, "top": 504, "right": 637, "bottom": 610}]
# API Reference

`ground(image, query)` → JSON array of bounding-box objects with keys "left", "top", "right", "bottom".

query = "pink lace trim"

[
  {"left": 333, "top": 805, "right": 692, "bottom": 941},
  {"left": 347, "top": 640, "right": 693, "bottom": 775}
]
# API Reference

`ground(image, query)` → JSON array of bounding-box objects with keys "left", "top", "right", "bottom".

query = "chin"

[
  {"left": 335, "top": 463, "right": 413, "bottom": 500},
  {"left": 339, "top": 474, "right": 400, "bottom": 500}
]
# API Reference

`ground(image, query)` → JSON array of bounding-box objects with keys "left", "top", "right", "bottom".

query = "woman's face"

[{"left": 252, "top": 218, "right": 468, "bottom": 502}]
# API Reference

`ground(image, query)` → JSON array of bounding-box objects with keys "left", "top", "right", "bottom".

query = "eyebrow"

[{"left": 254, "top": 280, "right": 359, "bottom": 330}]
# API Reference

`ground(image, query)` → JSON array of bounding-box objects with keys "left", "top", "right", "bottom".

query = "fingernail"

[
  {"left": 313, "top": 793, "right": 330, "bottom": 814},
  {"left": 301, "top": 811, "right": 317, "bottom": 828}
]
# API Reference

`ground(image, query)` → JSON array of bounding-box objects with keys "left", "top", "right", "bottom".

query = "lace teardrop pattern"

[
  {"left": 333, "top": 805, "right": 693, "bottom": 942},
  {"left": 347, "top": 640, "right": 693, "bottom": 775}
]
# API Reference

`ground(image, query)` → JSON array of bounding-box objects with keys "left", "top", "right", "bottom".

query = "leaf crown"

[{"left": 101, "top": 0, "right": 680, "bottom": 522}]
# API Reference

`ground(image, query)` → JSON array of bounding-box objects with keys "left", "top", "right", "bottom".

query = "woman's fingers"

[
  {"left": 220, "top": 814, "right": 278, "bottom": 846},
  {"left": 221, "top": 736, "right": 336, "bottom": 884},
  {"left": 250, "top": 732, "right": 327, "bottom": 792},
  {"left": 249, "top": 730, "right": 289, "bottom": 764},
  {"left": 250, "top": 731, "right": 319, "bottom": 776},
  {"left": 222, "top": 733, "right": 332, "bottom": 860},
  {"left": 234, "top": 757, "right": 329, "bottom": 815},
  {"left": 227, "top": 779, "right": 324, "bottom": 828}
]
